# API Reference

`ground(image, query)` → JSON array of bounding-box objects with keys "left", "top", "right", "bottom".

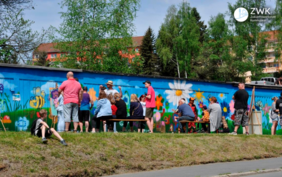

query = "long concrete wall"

[{"left": 0, "top": 64, "right": 281, "bottom": 134}]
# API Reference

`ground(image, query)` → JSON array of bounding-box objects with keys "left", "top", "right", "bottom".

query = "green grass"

[{"left": 1, "top": 132, "right": 282, "bottom": 176}]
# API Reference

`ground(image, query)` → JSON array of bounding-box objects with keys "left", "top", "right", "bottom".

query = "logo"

[{"left": 234, "top": 7, "right": 249, "bottom": 22}]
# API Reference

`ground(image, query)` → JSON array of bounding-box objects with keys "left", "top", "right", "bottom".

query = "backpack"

[{"left": 30, "top": 118, "right": 40, "bottom": 135}]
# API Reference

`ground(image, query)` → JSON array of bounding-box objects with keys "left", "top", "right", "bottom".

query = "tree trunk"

[{"left": 176, "top": 54, "right": 180, "bottom": 78}]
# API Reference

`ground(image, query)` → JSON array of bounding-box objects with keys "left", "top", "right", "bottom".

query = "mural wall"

[{"left": 0, "top": 65, "right": 281, "bottom": 134}]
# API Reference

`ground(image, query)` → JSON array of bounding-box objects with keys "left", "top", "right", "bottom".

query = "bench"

[
  {"left": 179, "top": 120, "right": 210, "bottom": 133},
  {"left": 107, "top": 119, "right": 147, "bottom": 122}
]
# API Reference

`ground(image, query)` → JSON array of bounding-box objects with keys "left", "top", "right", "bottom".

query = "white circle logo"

[{"left": 234, "top": 7, "right": 249, "bottom": 22}]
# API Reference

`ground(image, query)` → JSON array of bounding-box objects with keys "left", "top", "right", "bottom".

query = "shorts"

[
  {"left": 271, "top": 116, "right": 279, "bottom": 122},
  {"left": 36, "top": 128, "right": 52, "bottom": 138},
  {"left": 145, "top": 108, "right": 154, "bottom": 118},
  {"left": 79, "top": 110, "right": 90, "bottom": 122},
  {"left": 64, "top": 103, "right": 79, "bottom": 123},
  {"left": 234, "top": 109, "right": 249, "bottom": 127}
]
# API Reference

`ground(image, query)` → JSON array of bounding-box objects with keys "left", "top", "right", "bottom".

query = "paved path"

[
  {"left": 248, "top": 171, "right": 282, "bottom": 177},
  {"left": 105, "top": 157, "right": 282, "bottom": 177}
]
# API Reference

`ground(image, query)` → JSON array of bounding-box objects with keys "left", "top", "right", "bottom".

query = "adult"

[
  {"left": 138, "top": 95, "right": 146, "bottom": 133},
  {"left": 208, "top": 97, "right": 222, "bottom": 133},
  {"left": 92, "top": 91, "right": 112, "bottom": 132},
  {"left": 79, "top": 86, "right": 94, "bottom": 133},
  {"left": 230, "top": 83, "right": 249, "bottom": 135},
  {"left": 270, "top": 96, "right": 279, "bottom": 135},
  {"left": 276, "top": 93, "right": 282, "bottom": 129},
  {"left": 124, "top": 94, "right": 143, "bottom": 132},
  {"left": 144, "top": 80, "right": 156, "bottom": 133},
  {"left": 100, "top": 80, "right": 122, "bottom": 97},
  {"left": 114, "top": 93, "right": 127, "bottom": 131},
  {"left": 100, "top": 80, "right": 122, "bottom": 132},
  {"left": 58, "top": 72, "right": 83, "bottom": 132},
  {"left": 175, "top": 99, "right": 195, "bottom": 133}
]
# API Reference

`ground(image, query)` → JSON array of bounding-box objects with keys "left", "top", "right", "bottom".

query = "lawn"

[{"left": 1, "top": 132, "right": 282, "bottom": 177}]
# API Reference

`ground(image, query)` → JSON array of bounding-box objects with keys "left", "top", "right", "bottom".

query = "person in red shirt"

[
  {"left": 188, "top": 97, "right": 197, "bottom": 133},
  {"left": 110, "top": 98, "right": 118, "bottom": 132},
  {"left": 58, "top": 72, "right": 83, "bottom": 132},
  {"left": 143, "top": 80, "right": 156, "bottom": 133}
]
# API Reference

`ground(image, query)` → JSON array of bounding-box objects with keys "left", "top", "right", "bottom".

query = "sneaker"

[
  {"left": 42, "top": 137, "right": 48, "bottom": 143},
  {"left": 60, "top": 140, "right": 67, "bottom": 146},
  {"left": 229, "top": 132, "right": 237, "bottom": 135}
]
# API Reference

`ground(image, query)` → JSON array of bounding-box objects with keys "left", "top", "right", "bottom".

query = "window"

[
  {"left": 61, "top": 54, "right": 66, "bottom": 57},
  {"left": 51, "top": 54, "right": 57, "bottom": 58},
  {"left": 34, "top": 54, "right": 39, "bottom": 59},
  {"left": 274, "top": 63, "right": 279, "bottom": 67},
  {"left": 135, "top": 48, "right": 139, "bottom": 52}
]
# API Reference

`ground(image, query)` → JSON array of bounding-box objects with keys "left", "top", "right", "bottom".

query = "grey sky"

[{"left": 24, "top": 0, "right": 277, "bottom": 39}]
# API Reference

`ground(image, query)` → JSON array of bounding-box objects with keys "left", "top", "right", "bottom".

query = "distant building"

[{"left": 32, "top": 36, "right": 144, "bottom": 64}]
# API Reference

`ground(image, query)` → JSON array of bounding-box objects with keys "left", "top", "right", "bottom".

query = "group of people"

[
  {"left": 270, "top": 93, "right": 282, "bottom": 135},
  {"left": 31, "top": 72, "right": 252, "bottom": 145}
]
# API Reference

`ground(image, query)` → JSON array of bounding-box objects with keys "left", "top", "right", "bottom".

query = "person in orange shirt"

[{"left": 199, "top": 105, "right": 210, "bottom": 133}]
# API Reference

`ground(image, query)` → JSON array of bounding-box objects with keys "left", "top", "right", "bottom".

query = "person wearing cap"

[
  {"left": 270, "top": 96, "right": 279, "bottom": 135},
  {"left": 79, "top": 86, "right": 94, "bottom": 133},
  {"left": 144, "top": 80, "right": 156, "bottom": 133},
  {"left": 229, "top": 83, "right": 249, "bottom": 135},
  {"left": 59, "top": 72, "right": 83, "bottom": 132},
  {"left": 188, "top": 97, "right": 198, "bottom": 133}
]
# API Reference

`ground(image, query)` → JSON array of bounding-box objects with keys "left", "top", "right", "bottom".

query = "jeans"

[{"left": 177, "top": 116, "right": 195, "bottom": 132}]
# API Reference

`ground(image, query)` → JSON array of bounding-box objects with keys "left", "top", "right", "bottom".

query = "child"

[
  {"left": 198, "top": 105, "right": 210, "bottom": 133},
  {"left": 32, "top": 109, "right": 67, "bottom": 145},
  {"left": 138, "top": 95, "right": 146, "bottom": 133},
  {"left": 56, "top": 92, "right": 65, "bottom": 132},
  {"left": 111, "top": 98, "right": 118, "bottom": 133}
]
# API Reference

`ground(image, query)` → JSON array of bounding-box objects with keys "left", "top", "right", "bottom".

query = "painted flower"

[
  {"left": 220, "top": 101, "right": 230, "bottom": 118},
  {"left": 165, "top": 101, "right": 170, "bottom": 110},
  {"left": 262, "top": 103, "right": 271, "bottom": 115},
  {"left": 218, "top": 93, "right": 226, "bottom": 101},
  {"left": 155, "top": 94, "right": 164, "bottom": 110},
  {"left": 198, "top": 101, "right": 204, "bottom": 108},
  {"left": 165, "top": 80, "right": 193, "bottom": 106},
  {"left": 50, "top": 89, "right": 59, "bottom": 99},
  {"left": 194, "top": 89, "right": 205, "bottom": 102},
  {"left": 15, "top": 117, "right": 29, "bottom": 131},
  {"left": 3, "top": 115, "right": 11, "bottom": 123},
  {"left": 88, "top": 88, "right": 97, "bottom": 102},
  {"left": 229, "top": 100, "right": 235, "bottom": 113},
  {"left": 154, "top": 112, "right": 161, "bottom": 122}
]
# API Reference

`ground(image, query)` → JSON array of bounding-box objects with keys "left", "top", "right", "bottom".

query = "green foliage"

[
  {"left": 156, "top": 2, "right": 201, "bottom": 78},
  {"left": 50, "top": 0, "right": 140, "bottom": 74},
  {"left": 140, "top": 27, "right": 160, "bottom": 76}
]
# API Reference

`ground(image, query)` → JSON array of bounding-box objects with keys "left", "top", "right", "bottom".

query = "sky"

[{"left": 24, "top": 0, "right": 277, "bottom": 39}]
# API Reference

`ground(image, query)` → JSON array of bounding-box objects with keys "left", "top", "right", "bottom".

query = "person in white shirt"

[{"left": 99, "top": 80, "right": 123, "bottom": 132}]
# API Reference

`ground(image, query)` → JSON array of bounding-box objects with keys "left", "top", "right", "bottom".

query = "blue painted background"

[{"left": 0, "top": 65, "right": 281, "bottom": 134}]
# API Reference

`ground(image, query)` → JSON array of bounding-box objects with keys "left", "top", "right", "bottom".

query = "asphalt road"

[
  {"left": 247, "top": 171, "right": 282, "bottom": 177},
  {"left": 105, "top": 157, "right": 282, "bottom": 177}
]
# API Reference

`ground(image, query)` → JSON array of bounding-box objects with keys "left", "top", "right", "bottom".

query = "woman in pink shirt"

[{"left": 143, "top": 80, "right": 155, "bottom": 133}]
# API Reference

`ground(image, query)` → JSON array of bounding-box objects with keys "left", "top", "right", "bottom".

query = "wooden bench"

[
  {"left": 179, "top": 120, "right": 210, "bottom": 133},
  {"left": 107, "top": 119, "right": 147, "bottom": 122}
]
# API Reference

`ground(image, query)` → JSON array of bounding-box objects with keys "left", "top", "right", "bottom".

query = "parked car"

[{"left": 250, "top": 77, "right": 278, "bottom": 85}]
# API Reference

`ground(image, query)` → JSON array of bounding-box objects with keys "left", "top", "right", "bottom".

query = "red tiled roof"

[{"left": 35, "top": 36, "right": 144, "bottom": 53}]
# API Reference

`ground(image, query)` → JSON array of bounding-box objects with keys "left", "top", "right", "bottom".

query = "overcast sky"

[{"left": 24, "top": 0, "right": 276, "bottom": 38}]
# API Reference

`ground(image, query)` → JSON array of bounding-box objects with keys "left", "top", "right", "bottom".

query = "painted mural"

[{"left": 0, "top": 65, "right": 281, "bottom": 134}]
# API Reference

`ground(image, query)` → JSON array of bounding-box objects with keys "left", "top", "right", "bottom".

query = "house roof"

[{"left": 34, "top": 36, "right": 144, "bottom": 54}]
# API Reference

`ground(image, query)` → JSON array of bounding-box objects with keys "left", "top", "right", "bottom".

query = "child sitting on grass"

[{"left": 32, "top": 109, "right": 67, "bottom": 146}]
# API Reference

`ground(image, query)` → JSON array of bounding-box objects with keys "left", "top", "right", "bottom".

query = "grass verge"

[{"left": 1, "top": 132, "right": 282, "bottom": 176}]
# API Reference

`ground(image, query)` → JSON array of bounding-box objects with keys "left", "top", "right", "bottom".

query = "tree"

[
  {"left": 156, "top": 2, "right": 200, "bottom": 78},
  {"left": 191, "top": 7, "right": 207, "bottom": 44},
  {"left": 32, "top": 51, "right": 49, "bottom": 67},
  {"left": 51, "top": 0, "right": 140, "bottom": 74},
  {"left": 140, "top": 27, "right": 160, "bottom": 76},
  {"left": 228, "top": 0, "right": 266, "bottom": 80},
  {"left": 0, "top": 9, "right": 48, "bottom": 64}
]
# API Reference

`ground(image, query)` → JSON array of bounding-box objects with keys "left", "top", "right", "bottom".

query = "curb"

[{"left": 212, "top": 168, "right": 282, "bottom": 177}]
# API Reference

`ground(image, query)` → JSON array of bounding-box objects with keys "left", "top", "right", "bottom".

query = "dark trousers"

[
  {"left": 138, "top": 116, "right": 146, "bottom": 129},
  {"left": 178, "top": 116, "right": 195, "bottom": 132},
  {"left": 123, "top": 116, "right": 144, "bottom": 128},
  {"left": 202, "top": 123, "right": 210, "bottom": 133}
]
